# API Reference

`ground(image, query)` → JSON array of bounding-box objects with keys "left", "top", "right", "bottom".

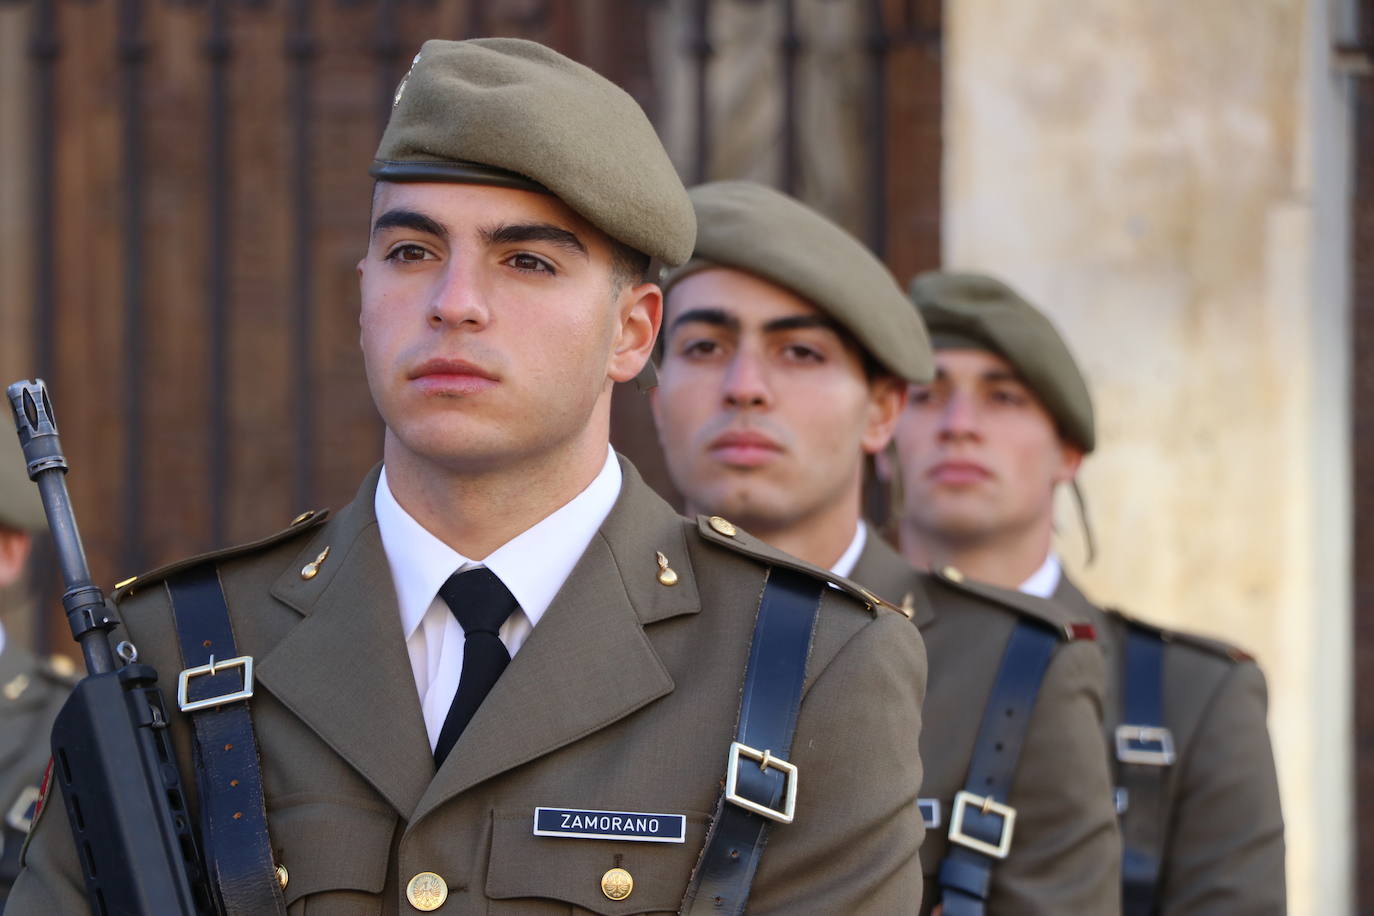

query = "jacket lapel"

[
  {"left": 411, "top": 459, "right": 699, "bottom": 824},
  {"left": 256, "top": 467, "right": 435, "bottom": 819}
]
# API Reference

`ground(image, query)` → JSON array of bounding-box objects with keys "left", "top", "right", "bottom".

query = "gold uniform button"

[
  {"left": 708, "top": 516, "right": 737, "bottom": 537},
  {"left": 275, "top": 864, "right": 288, "bottom": 890},
  {"left": 940, "top": 565, "right": 965, "bottom": 583},
  {"left": 406, "top": 872, "right": 448, "bottom": 911},
  {"left": 601, "top": 866, "right": 633, "bottom": 901},
  {"left": 300, "top": 546, "right": 331, "bottom": 580}
]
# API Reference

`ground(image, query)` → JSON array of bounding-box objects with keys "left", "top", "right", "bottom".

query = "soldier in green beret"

[
  {"left": 651, "top": 180, "right": 1122, "bottom": 915},
  {"left": 0, "top": 435, "right": 77, "bottom": 907},
  {"left": 888, "top": 269, "right": 1286, "bottom": 915},
  {"left": 11, "top": 39, "right": 926, "bottom": 914}
]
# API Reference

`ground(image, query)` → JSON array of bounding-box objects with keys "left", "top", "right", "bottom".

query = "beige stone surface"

[{"left": 943, "top": 1, "right": 1352, "bottom": 912}]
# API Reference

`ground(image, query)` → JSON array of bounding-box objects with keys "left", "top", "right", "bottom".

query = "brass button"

[
  {"left": 406, "top": 871, "right": 448, "bottom": 911},
  {"left": 601, "top": 866, "right": 633, "bottom": 901},
  {"left": 291, "top": 510, "right": 315, "bottom": 526},
  {"left": 275, "top": 864, "right": 288, "bottom": 890},
  {"left": 708, "top": 516, "right": 737, "bottom": 537},
  {"left": 940, "top": 565, "right": 965, "bottom": 583}
]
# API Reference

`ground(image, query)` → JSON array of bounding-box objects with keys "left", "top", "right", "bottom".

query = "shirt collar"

[
  {"left": 375, "top": 447, "right": 623, "bottom": 639},
  {"left": 829, "top": 521, "right": 868, "bottom": 579},
  {"left": 1018, "top": 552, "right": 1062, "bottom": 599}
]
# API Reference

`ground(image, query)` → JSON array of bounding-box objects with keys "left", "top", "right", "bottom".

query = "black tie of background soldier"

[{"left": 433, "top": 567, "right": 519, "bottom": 767}]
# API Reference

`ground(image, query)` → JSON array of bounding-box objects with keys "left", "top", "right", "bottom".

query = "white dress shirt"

[
  {"left": 1018, "top": 552, "right": 1063, "bottom": 599},
  {"left": 829, "top": 521, "right": 868, "bottom": 579},
  {"left": 375, "top": 448, "right": 623, "bottom": 750}
]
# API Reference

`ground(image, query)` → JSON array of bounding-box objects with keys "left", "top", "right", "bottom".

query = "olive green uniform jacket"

[
  {"left": 851, "top": 536, "right": 1121, "bottom": 916},
  {"left": 1054, "top": 575, "right": 1286, "bottom": 915},
  {"left": 0, "top": 645, "right": 75, "bottom": 905},
  {"left": 10, "top": 460, "right": 927, "bottom": 915}
]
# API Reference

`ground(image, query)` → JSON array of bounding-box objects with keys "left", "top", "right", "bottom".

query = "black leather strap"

[
  {"left": 939, "top": 621, "right": 1058, "bottom": 916},
  {"left": 682, "top": 566, "right": 823, "bottom": 916},
  {"left": 1118, "top": 623, "right": 1170, "bottom": 916},
  {"left": 167, "top": 566, "right": 285, "bottom": 916}
]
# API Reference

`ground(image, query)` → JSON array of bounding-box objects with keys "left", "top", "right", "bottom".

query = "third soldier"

[{"left": 891, "top": 270, "right": 1286, "bottom": 915}]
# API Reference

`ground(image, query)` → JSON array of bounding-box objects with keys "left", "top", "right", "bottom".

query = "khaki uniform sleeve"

[
  {"left": 7, "top": 772, "right": 90, "bottom": 914},
  {"left": 747, "top": 610, "right": 927, "bottom": 914},
  {"left": 992, "top": 639, "right": 1122, "bottom": 914},
  {"left": 1158, "top": 661, "right": 1285, "bottom": 915}
]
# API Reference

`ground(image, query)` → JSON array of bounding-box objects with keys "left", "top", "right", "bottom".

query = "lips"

[
  {"left": 407, "top": 357, "right": 499, "bottom": 395},
  {"left": 927, "top": 460, "right": 992, "bottom": 485},
  {"left": 708, "top": 429, "right": 784, "bottom": 468}
]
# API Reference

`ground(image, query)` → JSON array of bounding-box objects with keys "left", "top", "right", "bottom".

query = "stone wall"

[{"left": 943, "top": 1, "right": 1354, "bottom": 911}]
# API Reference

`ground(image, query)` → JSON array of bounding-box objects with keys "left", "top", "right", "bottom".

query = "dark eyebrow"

[
  {"left": 668, "top": 308, "right": 739, "bottom": 334},
  {"left": 479, "top": 222, "right": 588, "bottom": 259},
  {"left": 762, "top": 314, "right": 845, "bottom": 336},
  {"left": 371, "top": 208, "right": 447, "bottom": 241}
]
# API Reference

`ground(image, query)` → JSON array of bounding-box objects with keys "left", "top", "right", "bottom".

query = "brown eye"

[
  {"left": 509, "top": 253, "right": 554, "bottom": 274},
  {"left": 388, "top": 244, "right": 430, "bottom": 262}
]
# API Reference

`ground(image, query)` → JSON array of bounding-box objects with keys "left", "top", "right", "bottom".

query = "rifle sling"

[
  {"left": 681, "top": 566, "right": 823, "bottom": 915},
  {"left": 167, "top": 565, "right": 286, "bottom": 916}
]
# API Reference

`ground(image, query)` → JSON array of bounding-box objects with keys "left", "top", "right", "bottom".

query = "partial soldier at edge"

[
  {"left": 889, "top": 270, "right": 1286, "bottom": 915},
  {"left": 649, "top": 180, "right": 1121, "bottom": 915},
  {"left": 0, "top": 432, "right": 77, "bottom": 909}
]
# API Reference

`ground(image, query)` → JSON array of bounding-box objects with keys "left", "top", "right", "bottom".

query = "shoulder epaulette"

[
  {"left": 112, "top": 508, "right": 330, "bottom": 603},
  {"left": 693, "top": 515, "right": 909, "bottom": 618},
  {"left": 1105, "top": 607, "right": 1253, "bottom": 662},
  {"left": 927, "top": 564, "right": 1097, "bottom": 641}
]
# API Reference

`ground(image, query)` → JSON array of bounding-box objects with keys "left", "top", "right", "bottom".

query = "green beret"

[
  {"left": 372, "top": 38, "right": 696, "bottom": 267},
  {"left": 909, "top": 270, "right": 1095, "bottom": 452},
  {"left": 663, "top": 181, "right": 933, "bottom": 383},
  {"left": 0, "top": 432, "right": 45, "bottom": 533}
]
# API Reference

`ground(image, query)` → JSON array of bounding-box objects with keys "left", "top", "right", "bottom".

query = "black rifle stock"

[{"left": 8, "top": 379, "right": 215, "bottom": 916}]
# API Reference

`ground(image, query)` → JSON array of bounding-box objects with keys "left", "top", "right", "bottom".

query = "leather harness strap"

[
  {"left": 682, "top": 566, "right": 824, "bottom": 916},
  {"left": 938, "top": 620, "right": 1059, "bottom": 916},
  {"left": 167, "top": 565, "right": 286, "bottom": 916},
  {"left": 1118, "top": 623, "right": 1171, "bottom": 916}
]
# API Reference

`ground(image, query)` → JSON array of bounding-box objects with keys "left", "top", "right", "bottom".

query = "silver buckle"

[
  {"left": 947, "top": 790, "right": 1016, "bottom": 859},
  {"left": 177, "top": 654, "right": 255, "bottom": 713},
  {"left": 1115, "top": 724, "right": 1176, "bottom": 766},
  {"left": 724, "top": 741, "right": 798, "bottom": 824}
]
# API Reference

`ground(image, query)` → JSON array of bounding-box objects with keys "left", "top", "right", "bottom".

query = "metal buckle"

[
  {"left": 1115, "top": 724, "right": 1176, "bottom": 766},
  {"left": 947, "top": 790, "right": 1016, "bottom": 859},
  {"left": 724, "top": 741, "right": 798, "bottom": 824},
  {"left": 176, "top": 654, "right": 255, "bottom": 713}
]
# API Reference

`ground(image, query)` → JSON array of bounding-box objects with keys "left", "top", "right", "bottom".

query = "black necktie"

[{"left": 432, "top": 567, "right": 518, "bottom": 768}]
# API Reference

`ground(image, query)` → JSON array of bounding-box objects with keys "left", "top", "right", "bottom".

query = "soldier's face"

[
  {"left": 652, "top": 267, "right": 903, "bottom": 535},
  {"left": 890, "top": 349, "right": 1082, "bottom": 546},
  {"left": 358, "top": 182, "right": 660, "bottom": 475}
]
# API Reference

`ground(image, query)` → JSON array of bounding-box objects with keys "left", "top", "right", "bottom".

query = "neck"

[
  {"left": 897, "top": 518, "right": 1052, "bottom": 592},
  {"left": 688, "top": 487, "right": 862, "bottom": 571},
  {"left": 383, "top": 416, "right": 612, "bottom": 560}
]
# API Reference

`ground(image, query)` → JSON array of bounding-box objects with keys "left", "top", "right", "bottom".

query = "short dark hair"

[{"left": 609, "top": 240, "right": 651, "bottom": 295}]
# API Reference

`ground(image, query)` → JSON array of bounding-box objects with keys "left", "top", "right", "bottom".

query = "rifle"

[{"left": 8, "top": 379, "right": 216, "bottom": 915}]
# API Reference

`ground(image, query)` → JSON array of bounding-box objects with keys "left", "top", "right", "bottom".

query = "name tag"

[
  {"left": 533, "top": 807, "right": 687, "bottom": 843},
  {"left": 918, "top": 798, "right": 941, "bottom": 829}
]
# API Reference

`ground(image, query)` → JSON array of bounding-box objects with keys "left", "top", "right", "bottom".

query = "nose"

[
  {"left": 938, "top": 390, "right": 979, "bottom": 441},
  {"left": 428, "top": 262, "right": 490, "bottom": 330},
  {"left": 721, "top": 348, "right": 772, "bottom": 410}
]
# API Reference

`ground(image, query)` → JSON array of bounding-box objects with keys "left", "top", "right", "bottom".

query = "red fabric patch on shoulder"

[
  {"left": 35, "top": 757, "right": 54, "bottom": 822},
  {"left": 1066, "top": 622, "right": 1096, "bottom": 641}
]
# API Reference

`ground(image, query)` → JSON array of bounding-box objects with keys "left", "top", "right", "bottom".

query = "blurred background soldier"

[
  {"left": 891, "top": 270, "right": 1286, "bottom": 915},
  {"left": 0, "top": 435, "right": 75, "bottom": 906},
  {"left": 652, "top": 181, "right": 1121, "bottom": 915}
]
